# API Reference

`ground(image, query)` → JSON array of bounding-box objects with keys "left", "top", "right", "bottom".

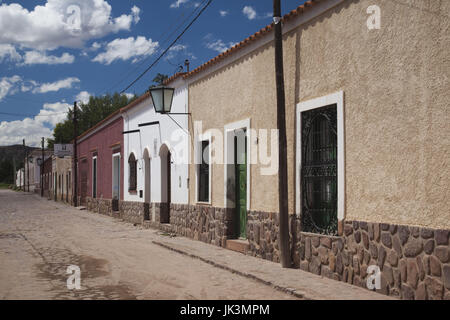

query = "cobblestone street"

[
  {"left": 0, "top": 190, "right": 298, "bottom": 300},
  {"left": 0, "top": 189, "right": 389, "bottom": 300}
]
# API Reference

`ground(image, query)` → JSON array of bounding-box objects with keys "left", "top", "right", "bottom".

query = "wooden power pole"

[
  {"left": 73, "top": 102, "right": 78, "bottom": 207},
  {"left": 273, "top": 0, "right": 292, "bottom": 268}
]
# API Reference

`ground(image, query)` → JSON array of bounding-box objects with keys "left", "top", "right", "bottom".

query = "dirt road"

[{"left": 0, "top": 190, "right": 297, "bottom": 300}]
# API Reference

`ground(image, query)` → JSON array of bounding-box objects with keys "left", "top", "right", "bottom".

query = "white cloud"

[
  {"left": 33, "top": 77, "right": 80, "bottom": 94},
  {"left": 92, "top": 36, "right": 159, "bottom": 65},
  {"left": 0, "top": 0, "right": 141, "bottom": 51},
  {"left": 170, "top": 44, "right": 187, "bottom": 52},
  {"left": 91, "top": 42, "right": 102, "bottom": 51},
  {"left": 21, "top": 80, "right": 38, "bottom": 93},
  {"left": 219, "top": 10, "right": 229, "bottom": 17},
  {"left": 0, "top": 76, "right": 80, "bottom": 100},
  {"left": 76, "top": 91, "right": 91, "bottom": 104},
  {"left": 0, "top": 44, "right": 21, "bottom": 62},
  {"left": 243, "top": 6, "right": 257, "bottom": 20},
  {"left": 242, "top": 6, "right": 271, "bottom": 20},
  {"left": 170, "top": 0, "right": 190, "bottom": 8},
  {"left": 0, "top": 101, "right": 71, "bottom": 146},
  {"left": 131, "top": 5, "right": 141, "bottom": 24},
  {"left": 205, "top": 39, "right": 235, "bottom": 53},
  {"left": 0, "top": 75, "right": 22, "bottom": 101},
  {"left": 22, "top": 51, "right": 75, "bottom": 65}
]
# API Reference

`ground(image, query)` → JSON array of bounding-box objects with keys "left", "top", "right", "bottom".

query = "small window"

[
  {"left": 128, "top": 153, "right": 137, "bottom": 192},
  {"left": 198, "top": 140, "right": 210, "bottom": 202}
]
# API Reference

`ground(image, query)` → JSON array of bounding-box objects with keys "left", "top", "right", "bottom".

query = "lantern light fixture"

[{"left": 149, "top": 86, "right": 175, "bottom": 114}]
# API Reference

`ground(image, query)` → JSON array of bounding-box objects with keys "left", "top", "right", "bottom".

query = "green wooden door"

[{"left": 235, "top": 133, "right": 247, "bottom": 239}]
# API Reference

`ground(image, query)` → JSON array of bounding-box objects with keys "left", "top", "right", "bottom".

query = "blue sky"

[{"left": 0, "top": 0, "right": 306, "bottom": 146}]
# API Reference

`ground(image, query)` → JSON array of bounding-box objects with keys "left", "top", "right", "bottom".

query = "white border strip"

[{"left": 295, "top": 91, "right": 345, "bottom": 221}]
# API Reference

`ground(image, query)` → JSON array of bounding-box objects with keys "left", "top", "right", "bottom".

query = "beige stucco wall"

[
  {"left": 53, "top": 157, "right": 72, "bottom": 200},
  {"left": 188, "top": 0, "right": 450, "bottom": 229}
]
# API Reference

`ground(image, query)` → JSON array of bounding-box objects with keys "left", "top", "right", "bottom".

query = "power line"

[
  {"left": 98, "top": 0, "right": 209, "bottom": 95},
  {"left": 120, "top": 0, "right": 213, "bottom": 94}
]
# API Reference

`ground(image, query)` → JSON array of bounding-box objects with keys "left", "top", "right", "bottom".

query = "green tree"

[
  {"left": 48, "top": 92, "right": 137, "bottom": 147},
  {"left": 0, "top": 160, "right": 14, "bottom": 184},
  {"left": 150, "top": 73, "right": 169, "bottom": 88}
]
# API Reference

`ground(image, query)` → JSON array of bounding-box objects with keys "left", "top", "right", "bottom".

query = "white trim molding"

[
  {"left": 112, "top": 152, "right": 121, "bottom": 200},
  {"left": 195, "top": 132, "right": 212, "bottom": 205},
  {"left": 295, "top": 91, "right": 345, "bottom": 221}
]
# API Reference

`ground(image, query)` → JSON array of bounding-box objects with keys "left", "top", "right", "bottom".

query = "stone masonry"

[{"left": 291, "top": 219, "right": 450, "bottom": 300}]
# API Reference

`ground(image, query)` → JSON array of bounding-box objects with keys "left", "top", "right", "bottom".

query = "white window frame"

[
  {"left": 195, "top": 132, "right": 212, "bottom": 204},
  {"left": 92, "top": 155, "right": 97, "bottom": 198},
  {"left": 295, "top": 91, "right": 345, "bottom": 221},
  {"left": 112, "top": 152, "right": 121, "bottom": 200},
  {"left": 224, "top": 118, "right": 251, "bottom": 210}
]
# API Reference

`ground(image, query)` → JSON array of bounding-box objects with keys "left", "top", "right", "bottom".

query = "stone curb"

[{"left": 152, "top": 240, "right": 308, "bottom": 300}]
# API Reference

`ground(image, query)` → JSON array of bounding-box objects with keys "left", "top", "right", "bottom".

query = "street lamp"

[{"left": 149, "top": 86, "right": 175, "bottom": 114}]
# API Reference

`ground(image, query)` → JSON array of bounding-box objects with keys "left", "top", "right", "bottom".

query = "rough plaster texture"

[
  {"left": 52, "top": 156, "right": 72, "bottom": 203},
  {"left": 188, "top": 0, "right": 450, "bottom": 229}
]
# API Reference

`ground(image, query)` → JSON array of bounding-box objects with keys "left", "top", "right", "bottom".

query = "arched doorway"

[
  {"left": 159, "top": 144, "right": 171, "bottom": 224},
  {"left": 143, "top": 148, "right": 151, "bottom": 221}
]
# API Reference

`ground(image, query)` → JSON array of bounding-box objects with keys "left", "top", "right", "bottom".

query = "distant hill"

[{"left": 0, "top": 145, "right": 38, "bottom": 166}]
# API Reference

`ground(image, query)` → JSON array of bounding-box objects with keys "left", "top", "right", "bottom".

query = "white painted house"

[{"left": 122, "top": 75, "right": 189, "bottom": 222}]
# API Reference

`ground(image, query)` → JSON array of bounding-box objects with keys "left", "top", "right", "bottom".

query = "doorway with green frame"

[{"left": 234, "top": 129, "right": 247, "bottom": 239}]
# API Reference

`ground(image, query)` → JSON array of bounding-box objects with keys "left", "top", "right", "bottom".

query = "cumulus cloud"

[
  {"left": 76, "top": 91, "right": 91, "bottom": 104},
  {"left": 0, "top": 76, "right": 80, "bottom": 100},
  {"left": 0, "top": 0, "right": 141, "bottom": 51},
  {"left": 243, "top": 6, "right": 257, "bottom": 20},
  {"left": 21, "top": 51, "right": 75, "bottom": 65},
  {"left": 242, "top": 6, "right": 271, "bottom": 20},
  {"left": 0, "top": 75, "right": 22, "bottom": 101},
  {"left": 0, "top": 101, "right": 71, "bottom": 146},
  {"left": 33, "top": 77, "right": 80, "bottom": 94},
  {"left": 219, "top": 10, "right": 229, "bottom": 17},
  {"left": 0, "top": 44, "right": 21, "bottom": 62},
  {"left": 205, "top": 39, "right": 235, "bottom": 53},
  {"left": 92, "top": 36, "right": 159, "bottom": 65}
]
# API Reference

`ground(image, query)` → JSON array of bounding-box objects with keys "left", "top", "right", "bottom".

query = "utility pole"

[
  {"left": 73, "top": 102, "right": 78, "bottom": 207},
  {"left": 273, "top": 0, "right": 292, "bottom": 268},
  {"left": 41, "top": 137, "right": 44, "bottom": 197}
]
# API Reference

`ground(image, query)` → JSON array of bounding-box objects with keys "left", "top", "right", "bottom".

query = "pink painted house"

[{"left": 75, "top": 110, "right": 124, "bottom": 212}]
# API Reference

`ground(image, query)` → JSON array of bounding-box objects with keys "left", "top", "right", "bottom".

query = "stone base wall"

[
  {"left": 86, "top": 197, "right": 113, "bottom": 216},
  {"left": 248, "top": 213, "right": 450, "bottom": 300},
  {"left": 247, "top": 210, "right": 281, "bottom": 263},
  {"left": 119, "top": 201, "right": 144, "bottom": 224},
  {"left": 167, "top": 204, "right": 233, "bottom": 247}
]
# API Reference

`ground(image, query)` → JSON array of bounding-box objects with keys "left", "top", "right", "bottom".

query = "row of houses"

[
  {"left": 17, "top": 145, "right": 73, "bottom": 203},
  {"left": 35, "top": 0, "right": 450, "bottom": 300},
  {"left": 15, "top": 149, "right": 54, "bottom": 193}
]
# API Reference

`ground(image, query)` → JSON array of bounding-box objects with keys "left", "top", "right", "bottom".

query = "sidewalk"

[{"left": 151, "top": 232, "right": 395, "bottom": 300}]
